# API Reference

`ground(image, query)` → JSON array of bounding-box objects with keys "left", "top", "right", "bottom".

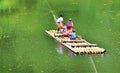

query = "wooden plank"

[
  {"left": 73, "top": 47, "right": 106, "bottom": 54},
  {"left": 54, "top": 33, "right": 63, "bottom": 37},
  {"left": 45, "top": 30, "right": 62, "bottom": 42},
  {"left": 61, "top": 39, "right": 85, "bottom": 43},
  {"left": 70, "top": 44, "right": 97, "bottom": 47}
]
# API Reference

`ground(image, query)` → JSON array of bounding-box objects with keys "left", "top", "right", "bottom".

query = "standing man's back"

[{"left": 56, "top": 14, "right": 63, "bottom": 23}]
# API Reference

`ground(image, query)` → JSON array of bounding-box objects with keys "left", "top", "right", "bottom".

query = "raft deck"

[{"left": 45, "top": 30, "right": 106, "bottom": 55}]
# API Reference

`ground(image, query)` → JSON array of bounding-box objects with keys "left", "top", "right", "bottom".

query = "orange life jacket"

[{"left": 58, "top": 23, "right": 63, "bottom": 29}]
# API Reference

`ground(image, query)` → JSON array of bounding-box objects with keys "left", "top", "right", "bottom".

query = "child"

[{"left": 69, "top": 30, "right": 76, "bottom": 40}]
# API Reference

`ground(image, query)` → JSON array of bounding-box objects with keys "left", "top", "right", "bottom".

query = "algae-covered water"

[{"left": 0, "top": 0, "right": 120, "bottom": 73}]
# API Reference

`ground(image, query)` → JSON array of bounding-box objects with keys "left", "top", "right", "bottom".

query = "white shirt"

[{"left": 56, "top": 17, "right": 63, "bottom": 23}]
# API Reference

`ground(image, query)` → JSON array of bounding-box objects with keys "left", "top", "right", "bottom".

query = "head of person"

[
  {"left": 60, "top": 14, "right": 63, "bottom": 17},
  {"left": 69, "top": 18, "right": 72, "bottom": 21},
  {"left": 57, "top": 22, "right": 60, "bottom": 24},
  {"left": 73, "top": 30, "right": 75, "bottom": 32}
]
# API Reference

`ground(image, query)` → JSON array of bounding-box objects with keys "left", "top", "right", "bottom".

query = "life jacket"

[{"left": 58, "top": 22, "right": 63, "bottom": 29}]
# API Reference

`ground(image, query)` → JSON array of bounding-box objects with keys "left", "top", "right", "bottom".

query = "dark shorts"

[{"left": 70, "top": 38, "right": 76, "bottom": 40}]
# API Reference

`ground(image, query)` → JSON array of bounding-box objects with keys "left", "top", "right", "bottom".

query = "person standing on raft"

[{"left": 56, "top": 14, "right": 63, "bottom": 32}]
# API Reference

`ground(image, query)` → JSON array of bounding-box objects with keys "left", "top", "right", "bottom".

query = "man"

[
  {"left": 57, "top": 22, "right": 63, "bottom": 32},
  {"left": 56, "top": 14, "right": 63, "bottom": 32},
  {"left": 56, "top": 14, "right": 63, "bottom": 23}
]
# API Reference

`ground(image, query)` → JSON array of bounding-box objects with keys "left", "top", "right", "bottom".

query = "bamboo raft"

[{"left": 45, "top": 30, "right": 106, "bottom": 55}]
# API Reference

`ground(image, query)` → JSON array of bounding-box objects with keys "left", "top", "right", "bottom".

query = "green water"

[{"left": 0, "top": 0, "right": 120, "bottom": 73}]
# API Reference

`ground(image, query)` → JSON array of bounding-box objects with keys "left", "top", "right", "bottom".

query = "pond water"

[{"left": 0, "top": 0, "right": 120, "bottom": 73}]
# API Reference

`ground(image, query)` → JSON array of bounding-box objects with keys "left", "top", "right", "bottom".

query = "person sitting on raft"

[
  {"left": 62, "top": 23, "right": 67, "bottom": 33},
  {"left": 66, "top": 18, "right": 73, "bottom": 29},
  {"left": 62, "top": 27, "right": 74, "bottom": 37},
  {"left": 69, "top": 30, "right": 76, "bottom": 40}
]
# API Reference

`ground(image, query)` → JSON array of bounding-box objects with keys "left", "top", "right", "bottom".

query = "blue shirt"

[{"left": 69, "top": 32, "right": 76, "bottom": 39}]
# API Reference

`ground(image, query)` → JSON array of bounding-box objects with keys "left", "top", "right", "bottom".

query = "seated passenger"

[
  {"left": 68, "top": 27, "right": 73, "bottom": 33},
  {"left": 69, "top": 30, "right": 76, "bottom": 40},
  {"left": 66, "top": 18, "right": 73, "bottom": 29},
  {"left": 62, "top": 27, "right": 73, "bottom": 37},
  {"left": 62, "top": 23, "right": 67, "bottom": 33}
]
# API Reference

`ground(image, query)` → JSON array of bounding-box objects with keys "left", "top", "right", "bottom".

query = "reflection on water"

[
  {"left": 56, "top": 41, "right": 63, "bottom": 54},
  {"left": 56, "top": 41, "right": 75, "bottom": 56}
]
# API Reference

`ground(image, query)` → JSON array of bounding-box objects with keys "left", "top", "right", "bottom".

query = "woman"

[{"left": 66, "top": 18, "right": 73, "bottom": 29}]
